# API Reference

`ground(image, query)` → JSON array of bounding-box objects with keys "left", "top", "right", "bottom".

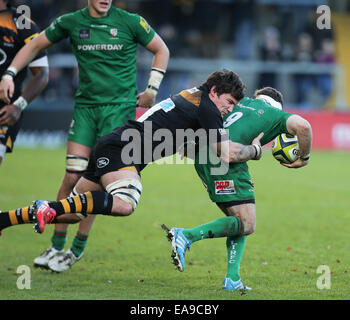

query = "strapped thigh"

[{"left": 66, "top": 154, "right": 89, "bottom": 174}]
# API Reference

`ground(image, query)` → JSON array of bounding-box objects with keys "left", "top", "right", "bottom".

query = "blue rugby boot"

[
  {"left": 162, "top": 224, "right": 191, "bottom": 272},
  {"left": 222, "top": 278, "right": 252, "bottom": 291}
]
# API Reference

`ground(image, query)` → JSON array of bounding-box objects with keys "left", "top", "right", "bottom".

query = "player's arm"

[
  {"left": 0, "top": 32, "right": 52, "bottom": 104},
  {"left": 0, "top": 64, "right": 49, "bottom": 126},
  {"left": 282, "top": 114, "right": 312, "bottom": 168},
  {"left": 215, "top": 132, "right": 264, "bottom": 164},
  {"left": 137, "top": 33, "right": 170, "bottom": 108}
]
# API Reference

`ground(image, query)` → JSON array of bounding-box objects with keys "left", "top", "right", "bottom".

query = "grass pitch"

[{"left": 0, "top": 148, "right": 349, "bottom": 300}]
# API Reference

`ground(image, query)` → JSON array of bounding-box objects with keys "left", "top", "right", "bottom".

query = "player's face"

[
  {"left": 88, "top": 0, "right": 112, "bottom": 17},
  {"left": 209, "top": 88, "right": 237, "bottom": 117}
]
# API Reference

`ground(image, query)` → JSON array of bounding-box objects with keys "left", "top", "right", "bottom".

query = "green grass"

[{"left": 0, "top": 148, "right": 349, "bottom": 300}]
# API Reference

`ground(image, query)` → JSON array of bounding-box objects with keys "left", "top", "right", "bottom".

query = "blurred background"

[{"left": 11, "top": 0, "right": 350, "bottom": 150}]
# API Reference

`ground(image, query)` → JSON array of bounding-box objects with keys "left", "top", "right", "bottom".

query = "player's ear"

[{"left": 209, "top": 85, "right": 217, "bottom": 98}]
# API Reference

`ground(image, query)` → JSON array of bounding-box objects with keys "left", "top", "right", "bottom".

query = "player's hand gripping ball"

[{"left": 272, "top": 133, "right": 299, "bottom": 164}]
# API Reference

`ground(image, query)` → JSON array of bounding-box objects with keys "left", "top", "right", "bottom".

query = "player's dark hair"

[
  {"left": 5, "top": 0, "right": 14, "bottom": 9},
  {"left": 203, "top": 69, "right": 246, "bottom": 101},
  {"left": 254, "top": 87, "right": 284, "bottom": 106}
]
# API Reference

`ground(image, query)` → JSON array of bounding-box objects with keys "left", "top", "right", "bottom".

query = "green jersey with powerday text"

[
  {"left": 45, "top": 6, "right": 155, "bottom": 106},
  {"left": 194, "top": 97, "right": 293, "bottom": 203}
]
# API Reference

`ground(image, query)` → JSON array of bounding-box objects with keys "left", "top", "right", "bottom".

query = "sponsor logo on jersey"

[
  {"left": 186, "top": 87, "right": 199, "bottom": 94},
  {"left": 3, "top": 36, "right": 14, "bottom": 44},
  {"left": 97, "top": 157, "right": 110, "bottom": 168},
  {"left": 237, "top": 103, "right": 255, "bottom": 111},
  {"left": 214, "top": 180, "right": 236, "bottom": 195},
  {"left": 90, "top": 24, "right": 108, "bottom": 28},
  {"left": 24, "top": 32, "right": 39, "bottom": 44},
  {"left": 79, "top": 29, "right": 90, "bottom": 39},
  {"left": 77, "top": 44, "right": 124, "bottom": 51},
  {"left": 139, "top": 16, "right": 150, "bottom": 33},
  {"left": 110, "top": 28, "right": 118, "bottom": 37}
]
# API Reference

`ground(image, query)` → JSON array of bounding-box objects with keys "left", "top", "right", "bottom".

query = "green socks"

[
  {"left": 182, "top": 216, "right": 244, "bottom": 242},
  {"left": 51, "top": 230, "right": 88, "bottom": 258},
  {"left": 181, "top": 216, "right": 246, "bottom": 282},
  {"left": 226, "top": 236, "right": 246, "bottom": 281},
  {"left": 51, "top": 230, "right": 67, "bottom": 251},
  {"left": 71, "top": 231, "right": 89, "bottom": 258}
]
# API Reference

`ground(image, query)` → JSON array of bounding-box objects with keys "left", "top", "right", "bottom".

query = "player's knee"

[
  {"left": 111, "top": 197, "right": 134, "bottom": 216},
  {"left": 63, "top": 171, "right": 83, "bottom": 188},
  {"left": 243, "top": 220, "right": 256, "bottom": 235},
  {"left": 106, "top": 178, "right": 142, "bottom": 216}
]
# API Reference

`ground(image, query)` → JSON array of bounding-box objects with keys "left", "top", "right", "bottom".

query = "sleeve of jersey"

[
  {"left": 129, "top": 13, "right": 155, "bottom": 46},
  {"left": 198, "top": 96, "right": 229, "bottom": 144},
  {"left": 279, "top": 111, "right": 294, "bottom": 133},
  {"left": 45, "top": 15, "right": 70, "bottom": 44}
]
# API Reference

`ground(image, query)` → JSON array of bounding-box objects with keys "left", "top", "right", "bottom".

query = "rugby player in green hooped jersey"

[
  {"left": 0, "top": 0, "right": 169, "bottom": 272},
  {"left": 162, "top": 87, "right": 313, "bottom": 291}
]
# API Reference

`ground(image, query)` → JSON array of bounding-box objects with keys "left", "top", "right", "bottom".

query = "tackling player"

[
  {"left": 0, "top": 70, "right": 265, "bottom": 250},
  {"left": 162, "top": 87, "right": 312, "bottom": 291},
  {"left": 0, "top": 0, "right": 169, "bottom": 272},
  {"left": 0, "top": 0, "right": 49, "bottom": 164}
]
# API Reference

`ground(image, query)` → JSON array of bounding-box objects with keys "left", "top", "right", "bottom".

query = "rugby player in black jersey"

[
  {"left": 0, "top": 0, "right": 48, "bottom": 164},
  {"left": 0, "top": 69, "right": 264, "bottom": 235}
]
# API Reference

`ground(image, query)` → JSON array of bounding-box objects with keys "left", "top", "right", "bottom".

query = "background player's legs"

[
  {"left": 53, "top": 141, "right": 91, "bottom": 250},
  {"left": 47, "top": 176, "right": 103, "bottom": 272},
  {"left": 34, "top": 141, "right": 92, "bottom": 269},
  {"left": 54, "top": 142, "right": 91, "bottom": 246}
]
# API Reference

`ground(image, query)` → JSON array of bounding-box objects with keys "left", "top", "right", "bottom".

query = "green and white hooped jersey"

[
  {"left": 45, "top": 7, "right": 155, "bottom": 106},
  {"left": 194, "top": 97, "right": 293, "bottom": 203}
]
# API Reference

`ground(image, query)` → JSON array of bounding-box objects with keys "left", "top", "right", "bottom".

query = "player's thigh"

[
  {"left": 218, "top": 202, "right": 256, "bottom": 235},
  {"left": 66, "top": 140, "right": 91, "bottom": 159},
  {"left": 68, "top": 106, "right": 97, "bottom": 148},
  {"left": 83, "top": 133, "right": 142, "bottom": 215},
  {"left": 97, "top": 104, "right": 135, "bottom": 138}
]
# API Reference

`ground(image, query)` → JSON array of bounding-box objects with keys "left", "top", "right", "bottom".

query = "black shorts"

[
  {"left": 83, "top": 132, "right": 143, "bottom": 184},
  {"left": 0, "top": 109, "right": 22, "bottom": 153}
]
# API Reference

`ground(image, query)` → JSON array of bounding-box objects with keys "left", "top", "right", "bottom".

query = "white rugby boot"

[
  {"left": 34, "top": 247, "right": 64, "bottom": 269},
  {"left": 48, "top": 248, "right": 83, "bottom": 273}
]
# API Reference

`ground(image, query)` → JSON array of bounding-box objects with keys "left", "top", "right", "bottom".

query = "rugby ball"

[{"left": 272, "top": 134, "right": 299, "bottom": 164}]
